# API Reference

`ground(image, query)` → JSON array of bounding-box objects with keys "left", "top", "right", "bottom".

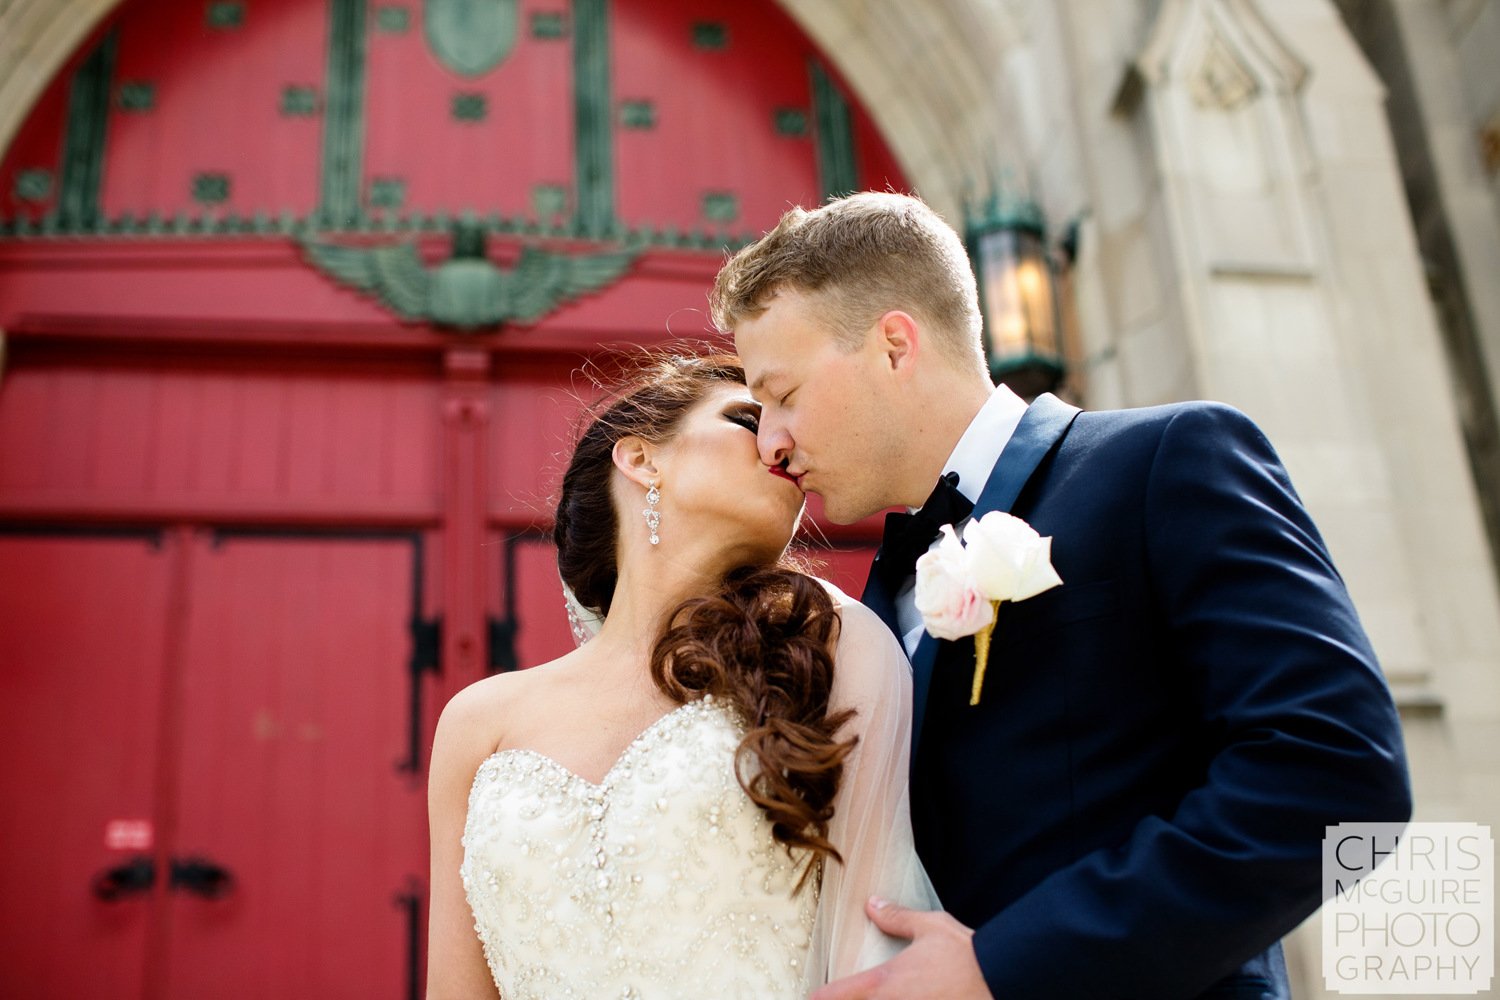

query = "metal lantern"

[{"left": 966, "top": 196, "right": 1066, "bottom": 399}]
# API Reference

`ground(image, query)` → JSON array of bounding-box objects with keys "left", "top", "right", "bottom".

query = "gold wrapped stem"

[{"left": 970, "top": 600, "right": 1002, "bottom": 705}]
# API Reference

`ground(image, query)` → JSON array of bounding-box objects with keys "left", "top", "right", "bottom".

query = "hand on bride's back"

[{"left": 811, "top": 898, "right": 991, "bottom": 1000}]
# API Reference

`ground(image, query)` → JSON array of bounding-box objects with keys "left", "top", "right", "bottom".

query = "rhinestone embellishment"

[
  {"left": 459, "top": 696, "right": 817, "bottom": 998},
  {"left": 643, "top": 482, "right": 661, "bottom": 546}
]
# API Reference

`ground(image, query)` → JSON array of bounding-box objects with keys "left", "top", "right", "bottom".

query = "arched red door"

[{"left": 0, "top": 1, "right": 905, "bottom": 996}]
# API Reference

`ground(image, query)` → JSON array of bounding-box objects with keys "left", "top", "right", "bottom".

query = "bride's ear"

[{"left": 610, "top": 435, "right": 660, "bottom": 487}]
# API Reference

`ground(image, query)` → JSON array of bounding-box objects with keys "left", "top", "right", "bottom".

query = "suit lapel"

[
  {"left": 908, "top": 393, "right": 1082, "bottom": 757},
  {"left": 859, "top": 572, "right": 902, "bottom": 646}
]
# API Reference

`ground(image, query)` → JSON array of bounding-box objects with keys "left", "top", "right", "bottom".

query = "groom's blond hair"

[{"left": 710, "top": 191, "right": 985, "bottom": 372}]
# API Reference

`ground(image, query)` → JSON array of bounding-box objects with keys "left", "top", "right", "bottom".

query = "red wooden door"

[
  {"left": 0, "top": 531, "right": 173, "bottom": 998},
  {"left": 164, "top": 530, "right": 426, "bottom": 998},
  {"left": 0, "top": 528, "right": 428, "bottom": 998},
  {"left": 0, "top": 0, "right": 904, "bottom": 992}
]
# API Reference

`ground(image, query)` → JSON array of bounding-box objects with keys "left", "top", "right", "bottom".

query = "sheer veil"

[{"left": 806, "top": 580, "right": 939, "bottom": 987}]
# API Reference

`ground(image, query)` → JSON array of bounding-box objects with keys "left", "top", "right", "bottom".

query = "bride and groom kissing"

[{"left": 426, "top": 191, "right": 1412, "bottom": 999}]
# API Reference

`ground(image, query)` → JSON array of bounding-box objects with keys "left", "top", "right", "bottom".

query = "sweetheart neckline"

[{"left": 475, "top": 697, "right": 724, "bottom": 791}]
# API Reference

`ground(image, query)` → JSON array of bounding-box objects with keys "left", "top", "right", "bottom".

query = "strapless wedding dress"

[{"left": 460, "top": 695, "right": 818, "bottom": 999}]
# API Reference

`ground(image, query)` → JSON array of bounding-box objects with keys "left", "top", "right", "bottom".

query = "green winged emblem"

[{"left": 301, "top": 221, "right": 640, "bottom": 331}]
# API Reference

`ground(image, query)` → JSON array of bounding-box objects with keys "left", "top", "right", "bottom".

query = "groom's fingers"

[
  {"left": 809, "top": 965, "right": 885, "bottom": 1000},
  {"left": 865, "top": 896, "right": 920, "bottom": 939}
]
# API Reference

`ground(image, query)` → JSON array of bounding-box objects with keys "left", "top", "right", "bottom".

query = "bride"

[{"left": 426, "top": 353, "right": 934, "bottom": 998}]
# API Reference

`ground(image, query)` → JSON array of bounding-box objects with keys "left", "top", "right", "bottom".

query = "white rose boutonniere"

[{"left": 914, "top": 512, "right": 1063, "bottom": 705}]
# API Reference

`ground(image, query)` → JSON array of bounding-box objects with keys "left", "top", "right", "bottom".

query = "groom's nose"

[{"left": 757, "top": 417, "right": 794, "bottom": 469}]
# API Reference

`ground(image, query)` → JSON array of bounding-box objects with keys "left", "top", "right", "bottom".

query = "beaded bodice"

[{"left": 460, "top": 695, "right": 818, "bottom": 1000}]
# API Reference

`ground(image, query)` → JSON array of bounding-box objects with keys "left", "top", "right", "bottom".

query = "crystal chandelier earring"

[{"left": 643, "top": 481, "right": 661, "bottom": 545}]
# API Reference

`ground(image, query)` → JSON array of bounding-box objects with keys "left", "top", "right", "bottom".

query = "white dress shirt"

[{"left": 895, "top": 384, "right": 1030, "bottom": 657}]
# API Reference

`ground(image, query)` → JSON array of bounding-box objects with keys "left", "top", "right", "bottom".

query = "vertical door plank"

[{"left": 0, "top": 533, "right": 172, "bottom": 998}]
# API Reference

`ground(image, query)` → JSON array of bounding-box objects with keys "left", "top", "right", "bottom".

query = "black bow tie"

[{"left": 872, "top": 472, "right": 974, "bottom": 593}]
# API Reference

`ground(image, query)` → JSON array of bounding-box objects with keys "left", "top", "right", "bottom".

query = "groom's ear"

[
  {"left": 611, "top": 435, "right": 660, "bottom": 486},
  {"left": 876, "top": 310, "right": 920, "bottom": 375}
]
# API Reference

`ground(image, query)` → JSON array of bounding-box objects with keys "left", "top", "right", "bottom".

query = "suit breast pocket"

[{"left": 992, "top": 578, "right": 1120, "bottom": 647}]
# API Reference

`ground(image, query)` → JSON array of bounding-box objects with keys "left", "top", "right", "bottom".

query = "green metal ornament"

[{"left": 301, "top": 219, "right": 640, "bottom": 331}]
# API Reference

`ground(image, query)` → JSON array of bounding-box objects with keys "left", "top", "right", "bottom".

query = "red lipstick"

[{"left": 769, "top": 465, "right": 800, "bottom": 488}]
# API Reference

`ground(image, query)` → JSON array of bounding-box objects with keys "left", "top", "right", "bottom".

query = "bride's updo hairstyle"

[{"left": 554, "top": 353, "right": 856, "bottom": 886}]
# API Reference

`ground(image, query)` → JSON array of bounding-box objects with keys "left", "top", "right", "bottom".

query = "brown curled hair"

[{"left": 553, "top": 352, "right": 856, "bottom": 887}]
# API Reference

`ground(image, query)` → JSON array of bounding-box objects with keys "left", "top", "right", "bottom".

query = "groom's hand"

[{"left": 809, "top": 897, "right": 992, "bottom": 1000}]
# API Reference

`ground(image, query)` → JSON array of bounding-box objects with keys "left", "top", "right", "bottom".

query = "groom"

[{"left": 712, "top": 191, "right": 1411, "bottom": 998}]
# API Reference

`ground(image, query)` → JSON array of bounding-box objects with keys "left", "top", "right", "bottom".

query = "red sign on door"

[{"left": 104, "top": 819, "right": 153, "bottom": 851}]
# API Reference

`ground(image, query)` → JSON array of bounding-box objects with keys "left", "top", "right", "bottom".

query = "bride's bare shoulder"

[{"left": 432, "top": 649, "right": 582, "bottom": 759}]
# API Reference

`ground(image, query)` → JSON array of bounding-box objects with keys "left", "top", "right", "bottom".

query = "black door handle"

[
  {"left": 93, "top": 856, "right": 155, "bottom": 901},
  {"left": 170, "top": 856, "right": 234, "bottom": 899}
]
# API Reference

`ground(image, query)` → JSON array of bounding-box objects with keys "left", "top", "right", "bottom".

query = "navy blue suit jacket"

[{"left": 862, "top": 395, "right": 1411, "bottom": 999}]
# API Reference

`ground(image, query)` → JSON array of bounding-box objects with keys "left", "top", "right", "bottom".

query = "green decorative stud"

[
  {"left": 692, "top": 22, "right": 728, "bottom": 50},
  {"left": 774, "top": 108, "right": 808, "bottom": 137},
  {"left": 531, "top": 184, "right": 567, "bottom": 218},
  {"left": 702, "top": 192, "right": 738, "bottom": 223},
  {"left": 280, "top": 85, "right": 320, "bottom": 116},
  {"left": 619, "top": 100, "right": 655, "bottom": 130},
  {"left": 369, "top": 177, "right": 406, "bottom": 209},
  {"left": 206, "top": 1, "right": 246, "bottom": 30},
  {"left": 117, "top": 82, "right": 155, "bottom": 112},
  {"left": 14, "top": 169, "right": 52, "bottom": 203},
  {"left": 452, "top": 93, "right": 487, "bottom": 121},
  {"left": 375, "top": 6, "right": 410, "bottom": 32},
  {"left": 192, "top": 172, "right": 231, "bottom": 205},
  {"left": 531, "top": 11, "right": 567, "bottom": 39}
]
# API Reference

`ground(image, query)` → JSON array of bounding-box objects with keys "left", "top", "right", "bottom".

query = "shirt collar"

[{"left": 914, "top": 383, "right": 1029, "bottom": 510}]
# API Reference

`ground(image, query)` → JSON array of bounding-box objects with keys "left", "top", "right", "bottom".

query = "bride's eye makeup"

[{"left": 725, "top": 405, "right": 760, "bottom": 434}]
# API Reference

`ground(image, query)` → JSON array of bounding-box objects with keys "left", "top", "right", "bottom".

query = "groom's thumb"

[{"left": 866, "top": 897, "right": 918, "bottom": 939}]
